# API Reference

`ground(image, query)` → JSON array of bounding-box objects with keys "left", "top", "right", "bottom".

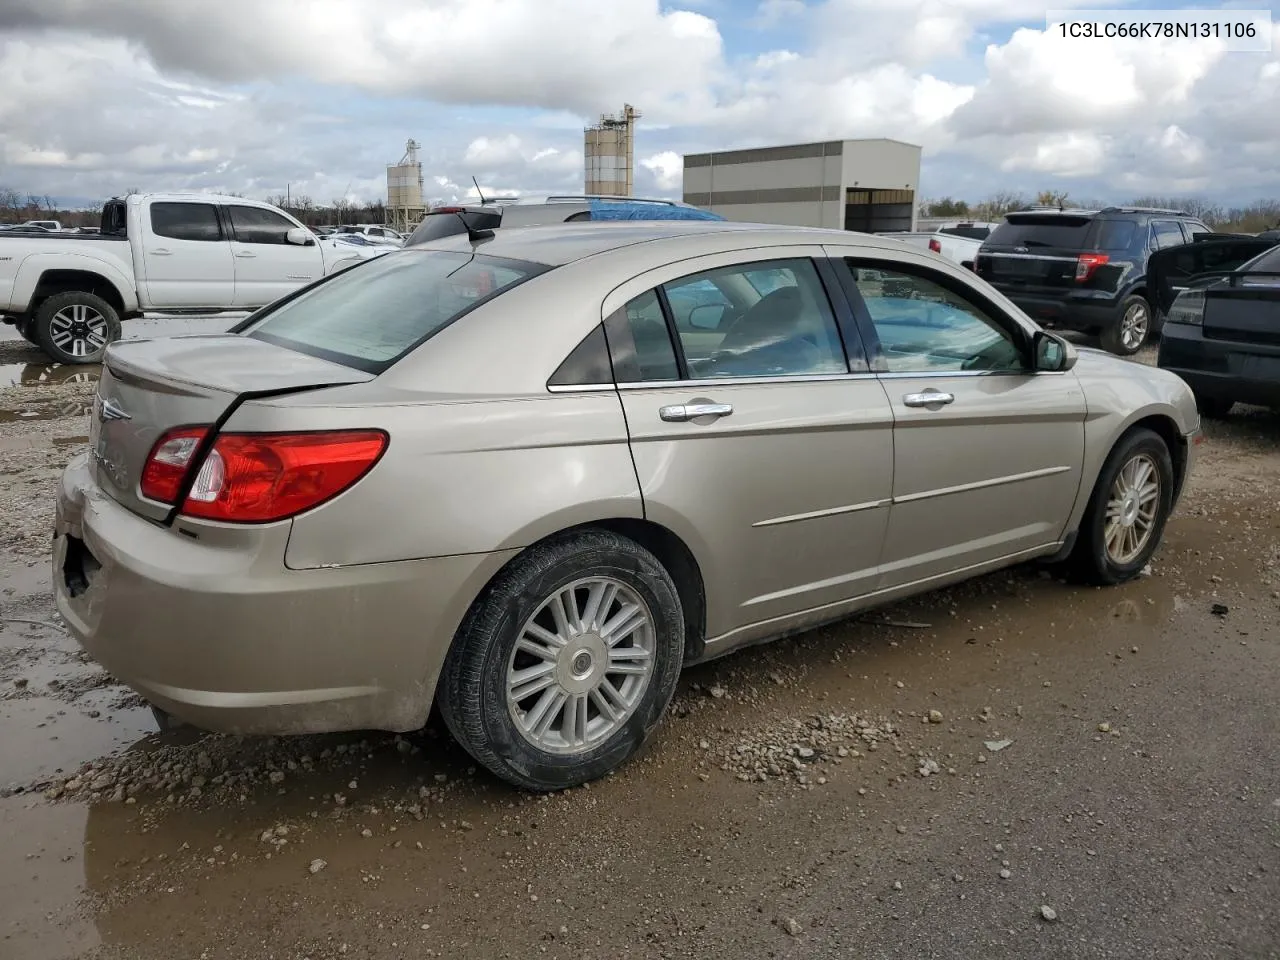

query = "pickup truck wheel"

[
  {"left": 33, "top": 291, "right": 121, "bottom": 364},
  {"left": 1099, "top": 295, "right": 1151, "bottom": 356}
]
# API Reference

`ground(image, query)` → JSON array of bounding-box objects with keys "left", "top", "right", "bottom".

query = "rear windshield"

[
  {"left": 1243, "top": 245, "right": 1280, "bottom": 274},
  {"left": 243, "top": 250, "right": 546, "bottom": 372},
  {"left": 406, "top": 210, "right": 503, "bottom": 246},
  {"left": 938, "top": 225, "right": 991, "bottom": 240},
  {"left": 987, "top": 215, "right": 1093, "bottom": 249}
]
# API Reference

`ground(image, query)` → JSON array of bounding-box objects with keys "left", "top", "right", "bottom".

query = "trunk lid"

[
  {"left": 1148, "top": 237, "right": 1280, "bottom": 317},
  {"left": 90, "top": 335, "right": 373, "bottom": 522},
  {"left": 1202, "top": 273, "right": 1280, "bottom": 347}
]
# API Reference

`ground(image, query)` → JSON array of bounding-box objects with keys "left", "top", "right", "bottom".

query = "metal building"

[
  {"left": 386, "top": 139, "right": 425, "bottom": 233},
  {"left": 584, "top": 105, "right": 639, "bottom": 197},
  {"left": 682, "top": 138, "right": 921, "bottom": 232}
]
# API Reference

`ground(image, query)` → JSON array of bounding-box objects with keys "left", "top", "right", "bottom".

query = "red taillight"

[
  {"left": 1075, "top": 252, "right": 1109, "bottom": 282},
  {"left": 140, "top": 427, "right": 388, "bottom": 522},
  {"left": 182, "top": 430, "right": 388, "bottom": 523},
  {"left": 141, "top": 426, "right": 209, "bottom": 503},
  {"left": 432, "top": 207, "right": 463, "bottom": 214},
  {"left": 928, "top": 238, "right": 942, "bottom": 253}
]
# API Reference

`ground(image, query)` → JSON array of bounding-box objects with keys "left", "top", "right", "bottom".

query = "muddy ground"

[{"left": 1, "top": 333, "right": 1277, "bottom": 960}]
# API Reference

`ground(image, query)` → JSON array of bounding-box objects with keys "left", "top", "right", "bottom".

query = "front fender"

[{"left": 13, "top": 252, "right": 139, "bottom": 313}]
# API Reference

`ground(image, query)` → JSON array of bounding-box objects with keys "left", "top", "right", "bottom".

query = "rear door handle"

[
  {"left": 902, "top": 390, "right": 955, "bottom": 408},
  {"left": 659, "top": 402, "right": 733, "bottom": 422},
  {"left": 235, "top": 251, "right": 257, "bottom": 259},
  {"left": 150, "top": 248, "right": 172, "bottom": 256}
]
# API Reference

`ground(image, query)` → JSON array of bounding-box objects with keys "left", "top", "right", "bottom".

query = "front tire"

[
  {"left": 1100, "top": 294, "right": 1151, "bottom": 356},
  {"left": 33, "top": 291, "right": 121, "bottom": 365},
  {"left": 1070, "top": 428, "right": 1174, "bottom": 585},
  {"left": 437, "top": 530, "right": 685, "bottom": 791}
]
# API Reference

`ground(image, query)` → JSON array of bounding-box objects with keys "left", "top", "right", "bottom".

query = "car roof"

[{"left": 412, "top": 220, "right": 896, "bottom": 267}]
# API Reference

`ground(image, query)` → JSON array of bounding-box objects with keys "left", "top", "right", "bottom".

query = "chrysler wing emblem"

[
  {"left": 1014, "top": 246, "right": 1029, "bottom": 253},
  {"left": 96, "top": 395, "right": 131, "bottom": 421}
]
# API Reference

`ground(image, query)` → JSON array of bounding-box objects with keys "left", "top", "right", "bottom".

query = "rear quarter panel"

[{"left": 220, "top": 388, "right": 643, "bottom": 570}]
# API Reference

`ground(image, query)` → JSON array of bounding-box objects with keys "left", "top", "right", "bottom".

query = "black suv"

[{"left": 973, "top": 206, "right": 1213, "bottom": 356}]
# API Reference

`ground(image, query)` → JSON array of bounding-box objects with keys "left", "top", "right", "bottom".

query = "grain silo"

[
  {"left": 584, "top": 104, "right": 639, "bottom": 197},
  {"left": 387, "top": 139, "right": 425, "bottom": 232}
]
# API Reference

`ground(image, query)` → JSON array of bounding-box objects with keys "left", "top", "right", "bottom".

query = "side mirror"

[
  {"left": 286, "top": 227, "right": 315, "bottom": 246},
  {"left": 1033, "top": 330, "right": 1077, "bottom": 372},
  {"left": 687, "top": 303, "right": 727, "bottom": 330}
]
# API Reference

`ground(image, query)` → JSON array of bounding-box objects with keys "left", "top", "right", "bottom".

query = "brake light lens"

[
  {"left": 182, "top": 430, "right": 389, "bottom": 523},
  {"left": 1075, "top": 252, "right": 1110, "bottom": 282},
  {"left": 1166, "top": 289, "right": 1206, "bottom": 326},
  {"left": 140, "top": 428, "right": 388, "bottom": 522},
  {"left": 432, "top": 207, "right": 463, "bottom": 214},
  {"left": 928, "top": 238, "right": 942, "bottom": 253},
  {"left": 141, "top": 426, "right": 209, "bottom": 503}
]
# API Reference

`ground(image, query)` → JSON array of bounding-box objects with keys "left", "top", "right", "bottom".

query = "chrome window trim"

[{"left": 545, "top": 366, "right": 1066, "bottom": 393}]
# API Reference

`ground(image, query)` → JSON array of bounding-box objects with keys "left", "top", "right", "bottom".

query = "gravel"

[{"left": 717, "top": 712, "right": 904, "bottom": 784}]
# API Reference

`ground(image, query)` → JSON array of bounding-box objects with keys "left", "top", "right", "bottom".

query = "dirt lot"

[{"left": 1, "top": 336, "right": 1278, "bottom": 960}]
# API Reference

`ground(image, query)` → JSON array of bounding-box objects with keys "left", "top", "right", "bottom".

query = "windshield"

[
  {"left": 987, "top": 215, "right": 1093, "bottom": 249},
  {"left": 243, "top": 250, "right": 546, "bottom": 372}
]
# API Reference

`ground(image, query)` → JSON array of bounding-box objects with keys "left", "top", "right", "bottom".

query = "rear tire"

[
  {"left": 437, "top": 530, "right": 685, "bottom": 792},
  {"left": 1099, "top": 294, "right": 1151, "bottom": 356},
  {"left": 1194, "top": 393, "right": 1234, "bottom": 419},
  {"left": 1069, "top": 428, "right": 1174, "bottom": 585},
  {"left": 33, "top": 291, "right": 121, "bottom": 365}
]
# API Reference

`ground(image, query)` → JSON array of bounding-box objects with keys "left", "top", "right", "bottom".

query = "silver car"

[{"left": 54, "top": 222, "right": 1202, "bottom": 791}]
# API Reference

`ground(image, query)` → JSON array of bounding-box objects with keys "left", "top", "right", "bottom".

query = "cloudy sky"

[{"left": 1, "top": 0, "right": 1277, "bottom": 210}]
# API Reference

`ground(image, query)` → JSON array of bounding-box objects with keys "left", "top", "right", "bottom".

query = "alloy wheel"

[
  {"left": 49, "top": 304, "right": 109, "bottom": 359},
  {"left": 1120, "top": 301, "right": 1149, "bottom": 352},
  {"left": 1104, "top": 453, "right": 1161, "bottom": 564},
  {"left": 505, "top": 577, "right": 656, "bottom": 755}
]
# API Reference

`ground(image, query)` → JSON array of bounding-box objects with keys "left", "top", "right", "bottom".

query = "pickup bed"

[
  {"left": 0, "top": 193, "right": 386, "bottom": 363},
  {"left": 926, "top": 222, "right": 999, "bottom": 269}
]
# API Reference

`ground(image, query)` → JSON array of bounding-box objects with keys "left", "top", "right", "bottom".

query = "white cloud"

[{"left": 0, "top": 1, "right": 1277, "bottom": 209}]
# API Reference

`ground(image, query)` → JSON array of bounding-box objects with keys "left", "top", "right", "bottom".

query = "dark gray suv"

[{"left": 974, "top": 206, "right": 1213, "bottom": 356}]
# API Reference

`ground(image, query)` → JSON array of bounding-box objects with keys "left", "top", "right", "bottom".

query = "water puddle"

[{"left": 0, "top": 362, "right": 101, "bottom": 389}]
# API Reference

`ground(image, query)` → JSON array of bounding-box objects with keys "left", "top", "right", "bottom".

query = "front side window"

[
  {"left": 150, "top": 202, "right": 223, "bottom": 242},
  {"left": 244, "top": 250, "right": 544, "bottom": 372},
  {"left": 662, "top": 259, "right": 847, "bottom": 379},
  {"left": 847, "top": 262, "right": 1024, "bottom": 373},
  {"left": 229, "top": 205, "right": 297, "bottom": 244}
]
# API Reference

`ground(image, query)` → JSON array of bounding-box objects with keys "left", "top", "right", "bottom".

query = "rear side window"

[
  {"left": 1093, "top": 220, "right": 1138, "bottom": 251},
  {"left": 150, "top": 202, "right": 223, "bottom": 242},
  {"left": 1150, "top": 220, "right": 1186, "bottom": 250},
  {"left": 244, "top": 250, "right": 545, "bottom": 372},
  {"left": 987, "top": 216, "right": 1093, "bottom": 249},
  {"left": 228, "top": 205, "right": 297, "bottom": 244},
  {"left": 406, "top": 211, "right": 502, "bottom": 245}
]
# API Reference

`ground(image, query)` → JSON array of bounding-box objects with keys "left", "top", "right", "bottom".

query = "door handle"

[
  {"left": 150, "top": 248, "right": 172, "bottom": 256},
  {"left": 235, "top": 251, "right": 257, "bottom": 258},
  {"left": 902, "top": 390, "right": 955, "bottom": 408},
  {"left": 659, "top": 402, "right": 733, "bottom": 422}
]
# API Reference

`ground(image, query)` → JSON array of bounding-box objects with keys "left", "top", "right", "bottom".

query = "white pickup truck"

[
  {"left": 0, "top": 193, "right": 386, "bottom": 364},
  {"left": 925, "top": 221, "right": 1000, "bottom": 269}
]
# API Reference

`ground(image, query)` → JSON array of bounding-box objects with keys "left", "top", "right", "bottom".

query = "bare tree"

[
  {"left": 972, "top": 190, "right": 1028, "bottom": 221},
  {"left": 1035, "top": 189, "right": 1070, "bottom": 207}
]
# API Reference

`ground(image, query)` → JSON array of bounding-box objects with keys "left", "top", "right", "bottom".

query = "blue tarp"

[{"left": 588, "top": 200, "right": 725, "bottom": 222}]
